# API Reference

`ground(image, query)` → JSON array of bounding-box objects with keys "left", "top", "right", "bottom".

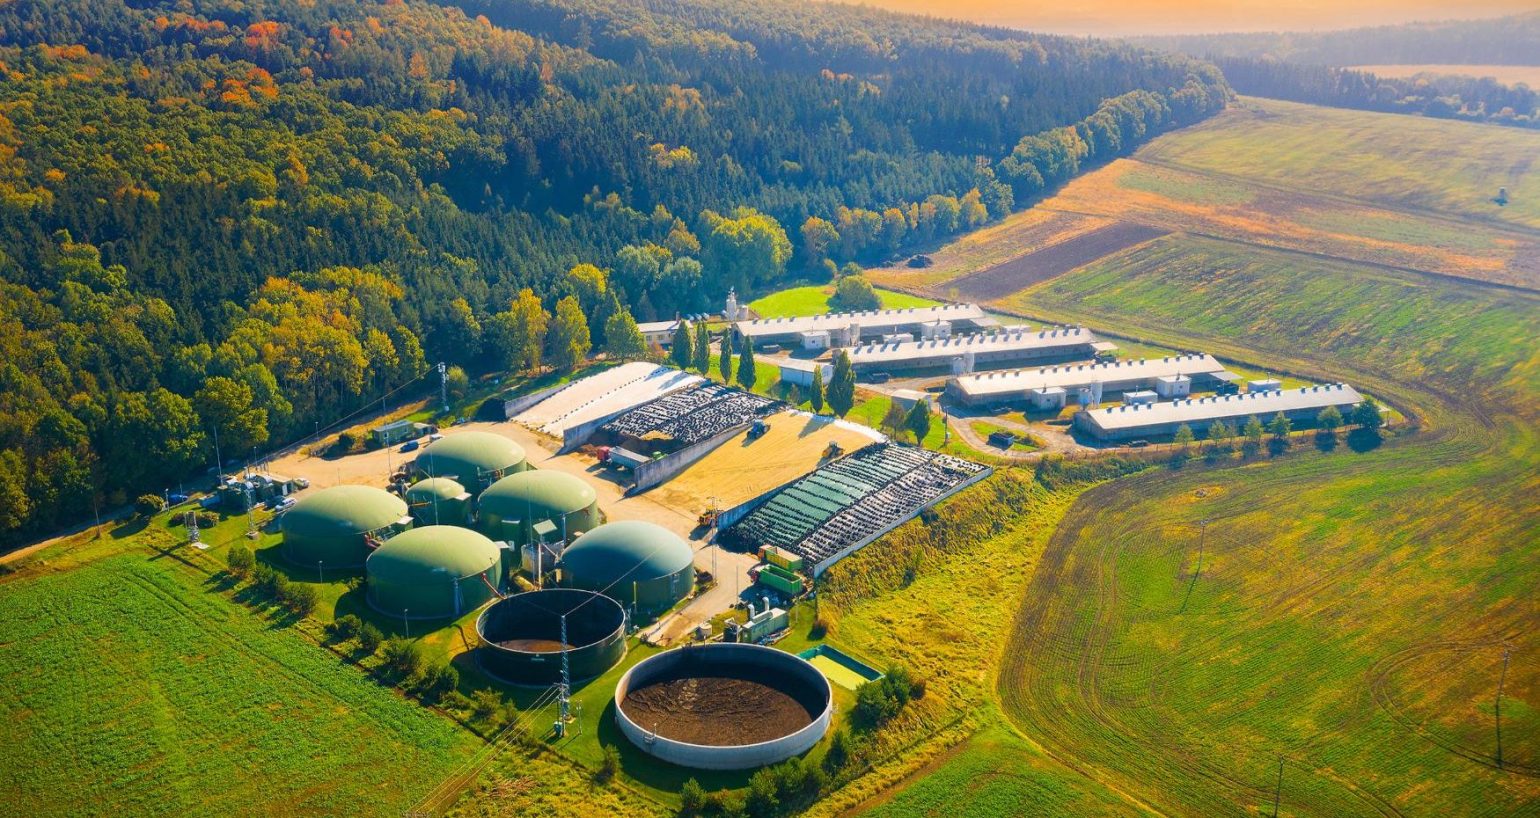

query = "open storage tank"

[
  {"left": 476, "top": 589, "right": 627, "bottom": 686},
  {"left": 614, "top": 643, "right": 832, "bottom": 770}
]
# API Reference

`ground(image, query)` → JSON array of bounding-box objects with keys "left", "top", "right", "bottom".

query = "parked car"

[
  {"left": 428, "top": 433, "right": 444, "bottom": 441},
  {"left": 168, "top": 493, "right": 190, "bottom": 505},
  {"left": 400, "top": 440, "right": 421, "bottom": 453}
]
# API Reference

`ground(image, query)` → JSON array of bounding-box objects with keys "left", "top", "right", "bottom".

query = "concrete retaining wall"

[
  {"left": 631, "top": 422, "right": 750, "bottom": 494},
  {"left": 502, "top": 381, "right": 571, "bottom": 420},
  {"left": 559, "top": 407, "right": 632, "bottom": 454},
  {"left": 614, "top": 643, "right": 832, "bottom": 770}
]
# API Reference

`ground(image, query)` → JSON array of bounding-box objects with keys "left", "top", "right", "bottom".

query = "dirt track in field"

[{"left": 948, "top": 222, "right": 1169, "bottom": 300}]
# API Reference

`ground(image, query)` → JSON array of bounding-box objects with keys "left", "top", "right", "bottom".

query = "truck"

[{"left": 596, "top": 445, "right": 649, "bottom": 471}]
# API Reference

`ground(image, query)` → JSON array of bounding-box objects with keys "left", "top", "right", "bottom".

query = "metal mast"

[
  {"left": 437, "top": 361, "right": 449, "bottom": 411},
  {"left": 556, "top": 613, "right": 571, "bottom": 737}
]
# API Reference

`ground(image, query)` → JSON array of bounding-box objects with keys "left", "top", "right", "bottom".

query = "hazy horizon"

[{"left": 824, "top": 0, "right": 1540, "bottom": 37}]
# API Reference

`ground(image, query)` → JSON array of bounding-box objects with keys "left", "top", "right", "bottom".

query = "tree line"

[
  {"left": 1211, "top": 57, "right": 1540, "bottom": 129},
  {"left": 1136, "top": 11, "right": 1540, "bottom": 66},
  {"left": 0, "top": 0, "right": 1227, "bottom": 544}
]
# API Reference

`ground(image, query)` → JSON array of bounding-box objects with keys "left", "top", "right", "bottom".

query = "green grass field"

[
  {"left": 0, "top": 533, "right": 478, "bottom": 817},
  {"left": 1138, "top": 98, "right": 1540, "bottom": 230},
  {"left": 987, "top": 233, "right": 1540, "bottom": 816},
  {"left": 748, "top": 285, "right": 940, "bottom": 319}
]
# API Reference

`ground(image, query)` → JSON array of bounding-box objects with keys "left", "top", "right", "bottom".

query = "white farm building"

[
  {"left": 947, "top": 354, "right": 1235, "bottom": 407},
  {"left": 734, "top": 304, "right": 994, "bottom": 349},
  {"left": 1075, "top": 383, "right": 1365, "bottom": 441},
  {"left": 846, "top": 326, "right": 1112, "bottom": 376}
]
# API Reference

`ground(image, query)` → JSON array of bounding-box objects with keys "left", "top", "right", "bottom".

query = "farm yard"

[{"left": 646, "top": 412, "right": 882, "bottom": 521}]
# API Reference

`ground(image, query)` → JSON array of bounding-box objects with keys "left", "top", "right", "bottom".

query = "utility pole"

[
  {"left": 1497, "top": 644, "right": 1512, "bottom": 769},
  {"left": 212, "top": 424, "right": 223, "bottom": 479}
]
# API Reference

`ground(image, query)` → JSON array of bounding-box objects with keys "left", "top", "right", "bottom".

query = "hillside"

[
  {"left": 867, "top": 96, "right": 1540, "bottom": 816},
  {"left": 1136, "top": 11, "right": 1540, "bottom": 66},
  {"left": 0, "top": 0, "right": 1226, "bottom": 547}
]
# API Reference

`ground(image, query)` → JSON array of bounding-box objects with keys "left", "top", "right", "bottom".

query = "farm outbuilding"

[
  {"left": 478, "top": 470, "right": 601, "bottom": 546},
  {"left": 561, "top": 520, "right": 695, "bottom": 617},
  {"left": 735, "top": 303, "right": 992, "bottom": 349},
  {"left": 413, "top": 432, "right": 527, "bottom": 493},
  {"left": 846, "top": 326, "right": 1108, "bottom": 376},
  {"left": 365, "top": 525, "right": 504, "bottom": 620},
  {"left": 1075, "top": 383, "right": 1365, "bottom": 442},
  {"left": 404, "top": 478, "right": 471, "bottom": 527},
  {"left": 948, "top": 354, "right": 1234, "bottom": 407},
  {"left": 279, "top": 485, "right": 410, "bottom": 570}
]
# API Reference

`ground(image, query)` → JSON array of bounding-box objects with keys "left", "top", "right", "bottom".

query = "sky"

[{"left": 839, "top": 1, "right": 1540, "bottom": 36}]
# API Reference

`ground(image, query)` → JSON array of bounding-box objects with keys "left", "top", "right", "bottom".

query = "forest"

[
  {"left": 0, "top": 0, "right": 1226, "bottom": 544},
  {"left": 1211, "top": 58, "right": 1540, "bottom": 129},
  {"left": 1138, "top": 11, "right": 1540, "bottom": 66}
]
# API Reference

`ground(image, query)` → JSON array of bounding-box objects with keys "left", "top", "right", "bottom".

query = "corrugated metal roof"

[
  {"left": 847, "top": 326, "right": 1098, "bottom": 365},
  {"left": 1084, "top": 383, "right": 1364, "bottom": 431},
  {"left": 953, "top": 354, "right": 1227, "bottom": 397},
  {"left": 737, "top": 303, "right": 986, "bottom": 337}
]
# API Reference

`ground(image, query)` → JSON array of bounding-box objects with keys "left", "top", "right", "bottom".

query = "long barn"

[
  {"left": 1075, "top": 383, "right": 1365, "bottom": 441},
  {"left": 948, "top": 354, "right": 1235, "bottom": 407}
]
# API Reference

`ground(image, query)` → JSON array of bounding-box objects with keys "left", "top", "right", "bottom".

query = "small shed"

[
  {"left": 799, "top": 330, "right": 831, "bottom": 351},
  {"left": 374, "top": 419, "right": 431, "bottom": 446},
  {"left": 1123, "top": 390, "right": 1158, "bottom": 406},
  {"left": 1248, "top": 378, "right": 1283, "bottom": 393},
  {"left": 1028, "top": 386, "right": 1067, "bottom": 411},
  {"left": 1155, "top": 374, "right": 1192, "bottom": 399}
]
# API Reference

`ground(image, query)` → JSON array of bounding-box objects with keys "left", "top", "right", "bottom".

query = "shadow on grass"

[
  {"left": 110, "top": 517, "right": 148, "bottom": 539},
  {"left": 1346, "top": 428, "right": 1383, "bottom": 453}
]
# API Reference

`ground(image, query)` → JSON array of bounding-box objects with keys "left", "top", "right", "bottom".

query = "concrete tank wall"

[
  {"left": 476, "top": 589, "right": 626, "bottom": 686},
  {"left": 614, "top": 643, "right": 832, "bottom": 770}
]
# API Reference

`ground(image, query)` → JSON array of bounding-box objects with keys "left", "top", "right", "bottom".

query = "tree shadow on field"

[
  {"left": 1346, "top": 429, "right": 1383, "bottom": 453},
  {"left": 111, "top": 517, "right": 148, "bottom": 539},
  {"left": 1314, "top": 431, "right": 1339, "bottom": 453}
]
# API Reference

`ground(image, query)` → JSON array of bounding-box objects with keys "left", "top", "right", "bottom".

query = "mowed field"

[
  {"left": 0, "top": 533, "right": 478, "bottom": 817},
  {"left": 1351, "top": 64, "right": 1540, "bottom": 87},
  {"left": 871, "top": 97, "right": 1540, "bottom": 296}
]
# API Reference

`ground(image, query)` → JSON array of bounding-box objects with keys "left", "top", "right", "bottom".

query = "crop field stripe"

[{"left": 947, "top": 222, "right": 1170, "bottom": 299}]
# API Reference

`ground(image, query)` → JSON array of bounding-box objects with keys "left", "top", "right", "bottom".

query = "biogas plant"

[{"left": 270, "top": 359, "right": 986, "bottom": 772}]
